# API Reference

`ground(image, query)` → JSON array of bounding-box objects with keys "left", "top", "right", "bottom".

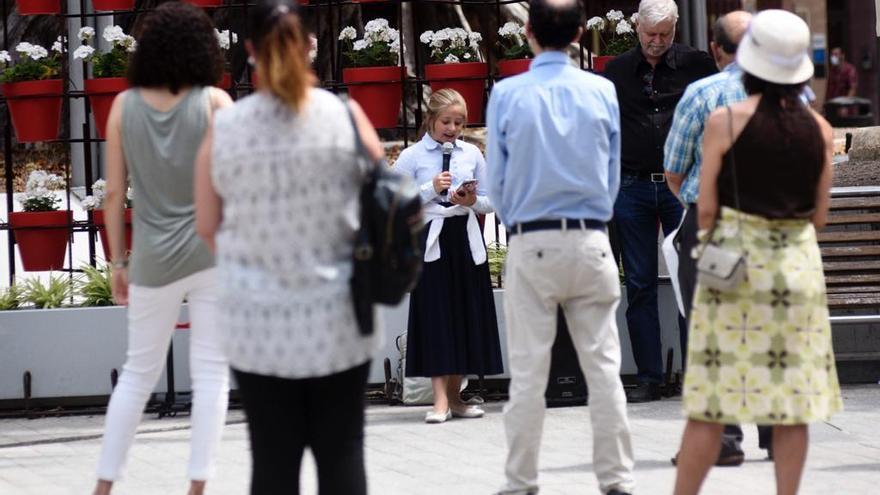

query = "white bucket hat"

[{"left": 736, "top": 9, "right": 814, "bottom": 85}]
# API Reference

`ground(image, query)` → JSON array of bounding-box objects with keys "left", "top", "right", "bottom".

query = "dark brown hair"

[
  {"left": 127, "top": 2, "right": 223, "bottom": 93},
  {"left": 247, "top": 0, "right": 315, "bottom": 111}
]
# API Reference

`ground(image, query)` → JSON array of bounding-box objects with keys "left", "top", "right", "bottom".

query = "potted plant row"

[
  {"left": 82, "top": 178, "right": 134, "bottom": 261},
  {"left": 0, "top": 42, "right": 63, "bottom": 142},
  {"left": 75, "top": 25, "right": 136, "bottom": 139},
  {"left": 496, "top": 21, "right": 533, "bottom": 77},
  {"left": 0, "top": 263, "right": 115, "bottom": 311},
  {"left": 8, "top": 170, "right": 71, "bottom": 271},
  {"left": 586, "top": 10, "right": 639, "bottom": 73},
  {"left": 339, "top": 18, "right": 403, "bottom": 129},
  {"left": 420, "top": 27, "right": 487, "bottom": 124}
]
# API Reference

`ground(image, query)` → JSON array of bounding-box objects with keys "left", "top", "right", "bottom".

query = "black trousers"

[
  {"left": 677, "top": 204, "right": 772, "bottom": 450},
  {"left": 234, "top": 361, "right": 371, "bottom": 495}
]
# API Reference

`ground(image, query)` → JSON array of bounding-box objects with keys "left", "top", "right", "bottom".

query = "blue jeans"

[{"left": 613, "top": 174, "right": 685, "bottom": 384}]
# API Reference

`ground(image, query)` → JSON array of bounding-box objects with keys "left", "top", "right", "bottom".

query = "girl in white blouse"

[{"left": 395, "top": 89, "right": 503, "bottom": 423}]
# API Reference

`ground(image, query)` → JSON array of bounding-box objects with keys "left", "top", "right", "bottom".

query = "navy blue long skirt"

[{"left": 405, "top": 215, "right": 504, "bottom": 378}]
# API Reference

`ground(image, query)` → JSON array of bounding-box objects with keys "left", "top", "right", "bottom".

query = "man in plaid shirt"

[{"left": 663, "top": 11, "right": 774, "bottom": 467}]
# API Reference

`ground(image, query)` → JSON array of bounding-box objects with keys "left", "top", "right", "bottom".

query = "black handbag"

[
  {"left": 696, "top": 106, "right": 747, "bottom": 292},
  {"left": 346, "top": 106, "right": 425, "bottom": 335}
]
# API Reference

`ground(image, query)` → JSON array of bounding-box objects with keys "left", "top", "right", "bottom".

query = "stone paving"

[{"left": 1, "top": 385, "right": 878, "bottom": 495}]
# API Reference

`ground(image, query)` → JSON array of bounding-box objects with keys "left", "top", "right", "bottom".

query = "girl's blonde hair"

[{"left": 420, "top": 88, "right": 468, "bottom": 138}]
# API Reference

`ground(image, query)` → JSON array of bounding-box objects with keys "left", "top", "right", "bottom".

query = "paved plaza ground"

[{"left": 0, "top": 385, "right": 878, "bottom": 495}]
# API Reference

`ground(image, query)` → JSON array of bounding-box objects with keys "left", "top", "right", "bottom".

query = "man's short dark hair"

[
  {"left": 529, "top": 0, "right": 584, "bottom": 50},
  {"left": 712, "top": 17, "right": 738, "bottom": 54},
  {"left": 127, "top": 2, "right": 224, "bottom": 94}
]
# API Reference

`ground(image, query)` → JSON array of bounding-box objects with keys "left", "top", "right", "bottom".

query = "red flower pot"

[
  {"left": 92, "top": 208, "right": 133, "bottom": 261},
  {"left": 496, "top": 58, "right": 531, "bottom": 78},
  {"left": 425, "top": 62, "right": 488, "bottom": 124},
  {"left": 85, "top": 77, "right": 129, "bottom": 140},
  {"left": 183, "top": 0, "right": 221, "bottom": 7},
  {"left": 9, "top": 210, "right": 72, "bottom": 271},
  {"left": 592, "top": 55, "right": 615, "bottom": 73},
  {"left": 92, "top": 0, "right": 134, "bottom": 11},
  {"left": 343, "top": 66, "right": 403, "bottom": 129},
  {"left": 18, "top": 0, "right": 60, "bottom": 15},
  {"left": 2, "top": 79, "right": 64, "bottom": 143},
  {"left": 218, "top": 72, "right": 232, "bottom": 90}
]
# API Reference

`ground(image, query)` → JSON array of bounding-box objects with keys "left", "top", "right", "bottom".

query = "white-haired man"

[{"left": 604, "top": 0, "right": 716, "bottom": 404}]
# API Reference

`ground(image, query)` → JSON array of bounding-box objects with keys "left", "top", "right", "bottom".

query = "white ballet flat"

[
  {"left": 451, "top": 405, "right": 485, "bottom": 419},
  {"left": 425, "top": 409, "right": 452, "bottom": 424}
]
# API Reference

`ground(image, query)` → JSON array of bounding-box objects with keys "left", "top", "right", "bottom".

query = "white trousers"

[
  {"left": 500, "top": 229, "right": 635, "bottom": 495},
  {"left": 96, "top": 268, "right": 229, "bottom": 482}
]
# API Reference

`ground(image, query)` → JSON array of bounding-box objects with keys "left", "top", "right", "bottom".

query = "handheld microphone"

[{"left": 441, "top": 142, "right": 454, "bottom": 196}]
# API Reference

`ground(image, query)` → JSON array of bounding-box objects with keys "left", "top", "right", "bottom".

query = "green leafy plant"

[
  {"left": 77, "top": 263, "right": 114, "bottom": 307},
  {"left": 339, "top": 19, "right": 401, "bottom": 68},
  {"left": 420, "top": 27, "right": 482, "bottom": 64},
  {"left": 0, "top": 285, "right": 21, "bottom": 310},
  {"left": 586, "top": 10, "right": 639, "bottom": 56},
  {"left": 18, "top": 170, "right": 65, "bottom": 212},
  {"left": 74, "top": 25, "right": 135, "bottom": 79},
  {"left": 487, "top": 242, "right": 508, "bottom": 288},
  {"left": 0, "top": 41, "right": 63, "bottom": 83},
  {"left": 22, "top": 274, "right": 72, "bottom": 309},
  {"left": 497, "top": 21, "right": 532, "bottom": 60}
]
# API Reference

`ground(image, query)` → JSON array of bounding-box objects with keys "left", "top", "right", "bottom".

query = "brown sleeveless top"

[{"left": 717, "top": 100, "right": 824, "bottom": 219}]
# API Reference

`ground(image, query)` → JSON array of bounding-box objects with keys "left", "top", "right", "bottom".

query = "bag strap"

[
  {"left": 725, "top": 106, "right": 745, "bottom": 250},
  {"left": 340, "top": 95, "right": 379, "bottom": 177}
]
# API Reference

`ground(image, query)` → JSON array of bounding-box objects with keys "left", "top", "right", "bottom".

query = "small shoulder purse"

[{"left": 696, "top": 106, "right": 748, "bottom": 292}]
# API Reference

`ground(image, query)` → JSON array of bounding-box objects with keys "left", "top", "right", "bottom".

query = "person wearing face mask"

[
  {"left": 603, "top": 0, "right": 716, "bottom": 404},
  {"left": 395, "top": 88, "right": 503, "bottom": 424},
  {"left": 826, "top": 47, "right": 858, "bottom": 100}
]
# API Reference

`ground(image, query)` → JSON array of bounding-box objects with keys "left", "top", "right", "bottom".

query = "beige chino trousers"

[{"left": 500, "top": 228, "right": 636, "bottom": 495}]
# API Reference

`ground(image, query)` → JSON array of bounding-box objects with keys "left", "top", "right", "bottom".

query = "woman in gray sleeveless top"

[
  {"left": 194, "top": 1, "right": 383, "bottom": 493},
  {"left": 93, "top": 4, "right": 233, "bottom": 495}
]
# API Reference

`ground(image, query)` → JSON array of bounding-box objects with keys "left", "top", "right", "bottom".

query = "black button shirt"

[{"left": 604, "top": 44, "right": 717, "bottom": 174}]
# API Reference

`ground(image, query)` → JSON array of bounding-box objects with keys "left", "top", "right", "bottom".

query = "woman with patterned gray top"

[
  {"left": 94, "top": 4, "right": 233, "bottom": 495},
  {"left": 194, "top": 0, "right": 383, "bottom": 493}
]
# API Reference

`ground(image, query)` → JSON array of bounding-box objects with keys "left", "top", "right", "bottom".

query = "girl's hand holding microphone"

[{"left": 433, "top": 171, "right": 452, "bottom": 194}]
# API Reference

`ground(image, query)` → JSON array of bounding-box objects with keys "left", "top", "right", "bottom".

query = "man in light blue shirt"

[
  {"left": 663, "top": 11, "right": 774, "bottom": 467},
  {"left": 487, "top": 1, "right": 634, "bottom": 495}
]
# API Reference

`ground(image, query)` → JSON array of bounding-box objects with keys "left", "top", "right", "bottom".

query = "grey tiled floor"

[{"left": 1, "top": 385, "right": 878, "bottom": 494}]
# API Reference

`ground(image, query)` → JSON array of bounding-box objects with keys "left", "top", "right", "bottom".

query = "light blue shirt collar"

[
  {"left": 723, "top": 61, "right": 741, "bottom": 74},
  {"left": 530, "top": 51, "right": 572, "bottom": 69},
  {"left": 420, "top": 133, "right": 463, "bottom": 151}
]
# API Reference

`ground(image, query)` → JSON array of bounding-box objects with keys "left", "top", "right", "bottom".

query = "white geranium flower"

[
  {"left": 433, "top": 29, "right": 450, "bottom": 42},
  {"left": 384, "top": 28, "right": 399, "bottom": 44},
  {"left": 498, "top": 22, "right": 519, "bottom": 37},
  {"left": 606, "top": 10, "right": 624, "bottom": 22},
  {"left": 339, "top": 26, "right": 357, "bottom": 41},
  {"left": 0, "top": 51, "right": 10, "bottom": 64},
  {"left": 25, "top": 171, "right": 64, "bottom": 195},
  {"left": 352, "top": 40, "right": 368, "bottom": 51},
  {"left": 587, "top": 16, "right": 605, "bottom": 30},
  {"left": 102, "top": 25, "right": 126, "bottom": 44},
  {"left": 631, "top": 13, "right": 639, "bottom": 25},
  {"left": 27, "top": 45, "right": 48, "bottom": 60},
  {"left": 419, "top": 30, "right": 434, "bottom": 45},
  {"left": 231, "top": 32, "right": 238, "bottom": 44},
  {"left": 92, "top": 179, "right": 106, "bottom": 192},
  {"left": 215, "top": 29, "right": 231, "bottom": 50},
  {"left": 15, "top": 42, "right": 34, "bottom": 57},
  {"left": 463, "top": 52, "right": 471, "bottom": 60},
  {"left": 81, "top": 196, "right": 100, "bottom": 210},
  {"left": 444, "top": 53, "right": 460, "bottom": 64},
  {"left": 78, "top": 26, "right": 95, "bottom": 42},
  {"left": 364, "top": 18, "right": 389, "bottom": 34},
  {"left": 389, "top": 38, "right": 400, "bottom": 55},
  {"left": 52, "top": 36, "right": 64, "bottom": 53},
  {"left": 616, "top": 20, "right": 633, "bottom": 35},
  {"left": 73, "top": 45, "right": 95, "bottom": 60},
  {"left": 123, "top": 36, "right": 136, "bottom": 53}
]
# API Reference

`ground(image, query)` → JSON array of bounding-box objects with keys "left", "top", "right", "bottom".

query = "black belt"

[
  {"left": 509, "top": 218, "right": 605, "bottom": 237},
  {"left": 622, "top": 169, "right": 666, "bottom": 182}
]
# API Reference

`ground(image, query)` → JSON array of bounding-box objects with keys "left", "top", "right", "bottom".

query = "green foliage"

[
  {"left": 604, "top": 36, "right": 638, "bottom": 57},
  {"left": 0, "top": 285, "right": 21, "bottom": 310},
  {"left": 21, "top": 195, "right": 61, "bottom": 212},
  {"left": 92, "top": 46, "right": 130, "bottom": 79},
  {"left": 487, "top": 242, "right": 508, "bottom": 288},
  {"left": 0, "top": 56, "right": 61, "bottom": 83},
  {"left": 497, "top": 22, "right": 532, "bottom": 61},
  {"left": 76, "top": 264, "right": 114, "bottom": 307},
  {"left": 501, "top": 43, "right": 532, "bottom": 61},
  {"left": 22, "top": 274, "right": 72, "bottom": 309},
  {"left": 342, "top": 41, "right": 399, "bottom": 68}
]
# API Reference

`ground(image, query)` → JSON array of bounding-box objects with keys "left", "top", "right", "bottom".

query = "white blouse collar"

[{"left": 420, "top": 133, "right": 465, "bottom": 152}]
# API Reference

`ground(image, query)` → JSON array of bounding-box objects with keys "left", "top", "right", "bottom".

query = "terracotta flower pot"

[
  {"left": 85, "top": 77, "right": 129, "bottom": 139},
  {"left": 342, "top": 66, "right": 404, "bottom": 129},
  {"left": 92, "top": 208, "right": 133, "bottom": 261},
  {"left": 9, "top": 210, "right": 72, "bottom": 271},
  {"left": 496, "top": 58, "right": 532, "bottom": 78},
  {"left": 183, "top": 0, "right": 221, "bottom": 7},
  {"left": 92, "top": 0, "right": 134, "bottom": 11},
  {"left": 592, "top": 55, "right": 615, "bottom": 73},
  {"left": 2, "top": 79, "right": 64, "bottom": 143},
  {"left": 17, "top": 0, "right": 60, "bottom": 15},
  {"left": 425, "top": 62, "right": 488, "bottom": 124}
]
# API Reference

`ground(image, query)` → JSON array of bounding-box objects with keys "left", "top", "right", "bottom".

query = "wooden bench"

[{"left": 818, "top": 188, "right": 880, "bottom": 312}]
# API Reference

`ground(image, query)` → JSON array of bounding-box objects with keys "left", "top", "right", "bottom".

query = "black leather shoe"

[
  {"left": 607, "top": 490, "right": 633, "bottom": 495},
  {"left": 670, "top": 437, "right": 745, "bottom": 467},
  {"left": 625, "top": 382, "right": 662, "bottom": 403}
]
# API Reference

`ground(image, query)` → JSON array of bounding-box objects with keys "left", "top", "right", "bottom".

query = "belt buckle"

[{"left": 650, "top": 173, "right": 666, "bottom": 183}]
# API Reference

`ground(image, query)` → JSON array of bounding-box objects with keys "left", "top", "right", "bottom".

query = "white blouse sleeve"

[
  {"left": 394, "top": 146, "right": 438, "bottom": 205},
  {"left": 470, "top": 146, "right": 494, "bottom": 214}
]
